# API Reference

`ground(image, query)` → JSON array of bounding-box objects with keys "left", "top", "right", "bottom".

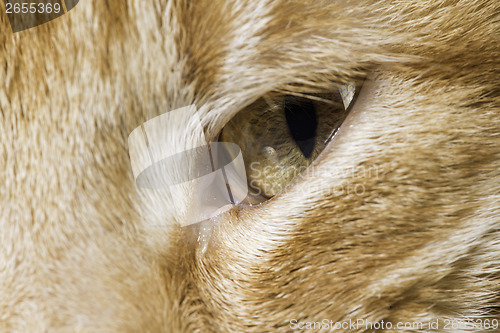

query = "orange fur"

[{"left": 0, "top": 0, "right": 499, "bottom": 331}]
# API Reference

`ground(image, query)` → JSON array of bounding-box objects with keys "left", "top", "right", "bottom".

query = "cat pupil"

[{"left": 284, "top": 96, "right": 317, "bottom": 158}]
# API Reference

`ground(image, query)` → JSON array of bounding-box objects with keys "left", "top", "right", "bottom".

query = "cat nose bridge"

[{"left": 127, "top": 105, "right": 248, "bottom": 227}]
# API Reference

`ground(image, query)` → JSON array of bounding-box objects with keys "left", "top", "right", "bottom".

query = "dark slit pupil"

[{"left": 284, "top": 96, "right": 317, "bottom": 158}]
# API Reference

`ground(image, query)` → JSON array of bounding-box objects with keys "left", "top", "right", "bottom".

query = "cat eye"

[{"left": 219, "top": 83, "right": 358, "bottom": 204}]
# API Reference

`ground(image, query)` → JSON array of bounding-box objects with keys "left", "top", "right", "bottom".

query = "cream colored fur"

[{"left": 0, "top": 0, "right": 499, "bottom": 331}]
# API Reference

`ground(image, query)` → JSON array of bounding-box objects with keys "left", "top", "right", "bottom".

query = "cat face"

[{"left": 0, "top": 0, "right": 499, "bottom": 331}]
